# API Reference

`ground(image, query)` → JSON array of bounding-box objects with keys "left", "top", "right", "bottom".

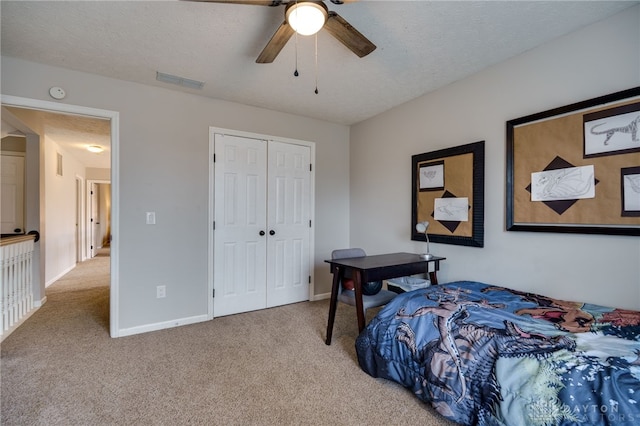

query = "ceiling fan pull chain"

[
  {"left": 293, "top": 0, "right": 300, "bottom": 76},
  {"left": 314, "top": 33, "right": 319, "bottom": 94},
  {"left": 294, "top": 30, "right": 299, "bottom": 77}
]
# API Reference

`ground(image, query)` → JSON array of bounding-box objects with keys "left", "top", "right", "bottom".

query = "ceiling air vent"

[{"left": 156, "top": 71, "right": 204, "bottom": 90}]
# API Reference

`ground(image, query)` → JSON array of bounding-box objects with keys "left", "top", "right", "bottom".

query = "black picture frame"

[
  {"left": 411, "top": 141, "right": 485, "bottom": 247},
  {"left": 621, "top": 166, "right": 640, "bottom": 217},
  {"left": 506, "top": 86, "right": 640, "bottom": 236}
]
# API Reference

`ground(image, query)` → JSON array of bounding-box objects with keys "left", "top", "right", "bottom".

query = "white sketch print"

[
  {"left": 531, "top": 165, "right": 595, "bottom": 202},
  {"left": 625, "top": 174, "right": 640, "bottom": 194},
  {"left": 419, "top": 163, "right": 444, "bottom": 189},
  {"left": 624, "top": 174, "right": 640, "bottom": 212},
  {"left": 421, "top": 169, "right": 437, "bottom": 181},
  {"left": 434, "top": 197, "right": 469, "bottom": 221},
  {"left": 590, "top": 114, "right": 640, "bottom": 145},
  {"left": 436, "top": 202, "right": 466, "bottom": 217}
]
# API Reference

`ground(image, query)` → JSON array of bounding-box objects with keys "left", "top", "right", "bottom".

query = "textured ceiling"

[
  {"left": 2, "top": 106, "right": 111, "bottom": 169},
  {"left": 1, "top": 0, "right": 637, "bottom": 168}
]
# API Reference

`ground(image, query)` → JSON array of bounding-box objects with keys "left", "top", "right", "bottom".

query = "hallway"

[{"left": 45, "top": 250, "right": 110, "bottom": 333}]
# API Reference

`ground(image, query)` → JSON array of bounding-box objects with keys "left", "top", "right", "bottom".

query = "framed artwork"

[
  {"left": 506, "top": 86, "right": 640, "bottom": 236},
  {"left": 621, "top": 166, "right": 640, "bottom": 217},
  {"left": 583, "top": 101, "right": 640, "bottom": 158},
  {"left": 411, "top": 141, "right": 484, "bottom": 247}
]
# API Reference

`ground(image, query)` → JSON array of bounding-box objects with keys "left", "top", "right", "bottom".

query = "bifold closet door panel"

[
  {"left": 213, "top": 133, "right": 268, "bottom": 317},
  {"left": 266, "top": 141, "right": 311, "bottom": 308}
]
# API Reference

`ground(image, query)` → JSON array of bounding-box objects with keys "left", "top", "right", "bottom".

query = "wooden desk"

[{"left": 324, "top": 252, "right": 445, "bottom": 345}]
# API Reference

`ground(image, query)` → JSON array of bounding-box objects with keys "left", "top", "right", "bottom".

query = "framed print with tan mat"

[
  {"left": 506, "top": 86, "right": 640, "bottom": 236},
  {"left": 411, "top": 141, "right": 484, "bottom": 247}
]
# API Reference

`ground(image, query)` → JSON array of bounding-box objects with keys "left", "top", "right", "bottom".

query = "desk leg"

[
  {"left": 354, "top": 270, "right": 366, "bottom": 333},
  {"left": 325, "top": 266, "right": 342, "bottom": 345},
  {"left": 429, "top": 260, "right": 440, "bottom": 285}
]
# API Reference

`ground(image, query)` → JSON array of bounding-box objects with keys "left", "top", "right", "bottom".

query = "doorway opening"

[
  {"left": 87, "top": 180, "right": 111, "bottom": 260},
  {"left": 1, "top": 95, "right": 119, "bottom": 337}
]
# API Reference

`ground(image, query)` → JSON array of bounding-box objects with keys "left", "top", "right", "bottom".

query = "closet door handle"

[
  {"left": 259, "top": 230, "right": 265, "bottom": 236},
  {"left": 269, "top": 230, "right": 275, "bottom": 236}
]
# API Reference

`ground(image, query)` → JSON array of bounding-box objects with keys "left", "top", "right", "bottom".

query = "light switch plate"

[{"left": 146, "top": 212, "right": 156, "bottom": 225}]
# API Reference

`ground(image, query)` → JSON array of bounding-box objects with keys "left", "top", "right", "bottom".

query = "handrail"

[{"left": 0, "top": 234, "right": 36, "bottom": 247}]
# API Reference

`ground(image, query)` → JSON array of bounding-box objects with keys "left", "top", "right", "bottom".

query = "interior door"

[
  {"left": 213, "top": 133, "right": 268, "bottom": 317},
  {"left": 0, "top": 154, "right": 25, "bottom": 234},
  {"left": 90, "top": 182, "right": 99, "bottom": 258},
  {"left": 266, "top": 141, "right": 311, "bottom": 307},
  {"left": 76, "top": 177, "right": 82, "bottom": 262}
]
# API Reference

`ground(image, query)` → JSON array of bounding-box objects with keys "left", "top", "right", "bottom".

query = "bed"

[{"left": 355, "top": 281, "right": 640, "bottom": 425}]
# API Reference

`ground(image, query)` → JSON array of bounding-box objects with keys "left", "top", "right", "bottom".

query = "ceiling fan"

[{"left": 190, "top": 0, "right": 376, "bottom": 63}]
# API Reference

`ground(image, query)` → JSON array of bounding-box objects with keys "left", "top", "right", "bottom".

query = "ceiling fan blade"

[
  {"left": 324, "top": 11, "right": 376, "bottom": 58},
  {"left": 185, "top": 0, "right": 286, "bottom": 5},
  {"left": 256, "top": 21, "right": 295, "bottom": 63},
  {"left": 187, "top": 0, "right": 359, "bottom": 4}
]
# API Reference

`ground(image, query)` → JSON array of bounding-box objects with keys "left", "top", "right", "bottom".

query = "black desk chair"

[{"left": 331, "top": 248, "right": 397, "bottom": 316}]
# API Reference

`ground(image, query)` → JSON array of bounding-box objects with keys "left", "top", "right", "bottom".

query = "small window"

[{"left": 56, "top": 152, "right": 63, "bottom": 176}]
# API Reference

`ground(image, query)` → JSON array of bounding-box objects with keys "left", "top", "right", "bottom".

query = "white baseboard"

[
  {"left": 0, "top": 302, "right": 42, "bottom": 342},
  {"left": 45, "top": 264, "right": 76, "bottom": 287},
  {"left": 310, "top": 292, "right": 331, "bottom": 301},
  {"left": 115, "top": 314, "right": 209, "bottom": 338}
]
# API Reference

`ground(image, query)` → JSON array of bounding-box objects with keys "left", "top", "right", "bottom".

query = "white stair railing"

[{"left": 1, "top": 235, "right": 35, "bottom": 336}]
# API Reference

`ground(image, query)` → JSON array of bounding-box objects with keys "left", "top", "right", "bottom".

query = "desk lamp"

[{"left": 416, "top": 221, "right": 434, "bottom": 259}]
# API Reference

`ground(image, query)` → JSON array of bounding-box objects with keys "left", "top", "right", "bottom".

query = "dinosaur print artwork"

[
  {"left": 623, "top": 171, "right": 640, "bottom": 213},
  {"left": 356, "top": 281, "right": 640, "bottom": 425},
  {"left": 584, "top": 105, "right": 640, "bottom": 157},
  {"left": 589, "top": 114, "right": 639, "bottom": 145},
  {"left": 433, "top": 197, "right": 469, "bottom": 221},
  {"left": 531, "top": 165, "right": 595, "bottom": 202}
]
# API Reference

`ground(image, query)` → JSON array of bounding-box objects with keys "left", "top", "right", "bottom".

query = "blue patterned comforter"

[{"left": 356, "top": 281, "right": 640, "bottom": 425}]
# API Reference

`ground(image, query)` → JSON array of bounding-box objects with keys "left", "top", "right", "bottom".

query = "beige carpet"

[{"left": 0, "top": 254, "right": 456, "bottom": 425}]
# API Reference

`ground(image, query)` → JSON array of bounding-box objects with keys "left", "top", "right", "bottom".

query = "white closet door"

[
  {"left": 214, "top": 134, "right": 268, "bottom": 317},
  {"left": 1, "top": 155, "right": 25, "bottom": 234},
  {"left": 266, "top": 141, "right": 311, "bottom": 308}
]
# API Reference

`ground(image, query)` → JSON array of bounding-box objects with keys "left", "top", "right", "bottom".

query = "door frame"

[
  {"left": 87, "top": 179, "right": 111, "bottom": 258},
  {"left": 75, "top": 175, "right": 84, "bottom": 263},
  {"left": 1, "top": 95, "right": 120, "bottom": 337},
  {"left": 208, "top": 127, "right": 315, "bottom": 319}
]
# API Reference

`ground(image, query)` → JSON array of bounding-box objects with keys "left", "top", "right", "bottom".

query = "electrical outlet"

[{"left": 156, "top": 285, "right": 166, "bottom": 298}]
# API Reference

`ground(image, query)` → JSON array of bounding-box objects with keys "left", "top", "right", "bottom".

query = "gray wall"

[
  {"left": 2, "top": 57, "right": 351, "bottom": 334},
  {"left": 350, "top": 6, "right": 640, "bottom": 310},
  {"left": 3, "top": 5, "right": 638, "bottom": 337}
]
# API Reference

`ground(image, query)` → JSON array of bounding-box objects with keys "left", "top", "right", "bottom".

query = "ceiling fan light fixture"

[
  {"left": 286, "top": 2, "right": 328, "bottom": 36},
  {"left": 87, "top": 145, "right": 104, "bottom": 154}
]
